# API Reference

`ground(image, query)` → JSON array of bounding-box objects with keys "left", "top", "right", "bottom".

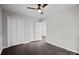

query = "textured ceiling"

[{"left": 0, "top": 4, "right": 76, "bottom": 18}]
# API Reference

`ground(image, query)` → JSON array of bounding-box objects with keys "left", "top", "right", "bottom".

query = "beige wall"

[
  {"left": 0, "top": 8, "right": 2, "bottom": 54},
  {"left": 46, "top": 5, "right": 79, "bottom": 53}
]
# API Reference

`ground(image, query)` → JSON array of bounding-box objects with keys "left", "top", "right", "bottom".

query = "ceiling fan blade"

[
  {"left": 42, "top": 4, "right": 48, "bottom": 8},
  {"left": 27, "top": 7, "right": 37, "bottom": 10}
]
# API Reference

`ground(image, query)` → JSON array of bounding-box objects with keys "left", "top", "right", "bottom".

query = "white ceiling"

[{"left": 0, "top": 4, "right": 77, "bottom": 18}]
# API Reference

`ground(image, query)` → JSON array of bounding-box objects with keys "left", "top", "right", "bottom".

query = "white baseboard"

[
  {"left": 0, "top": 48, "right": 3, "bottom": 55},
  {"left": 3, "top": 46, "right": 8, "bottom": 49},
  {"left": 46, "top": 41, "right": 79, "bottom": 54},
  {"left": 0, "top": 46, "right": 9, "bottom": 54},
  {"left": 22, "top": 41, "right": 31, "bottom": 44},
  {"left": 2, "top": 41, "right": 31, "bottom": 49}
]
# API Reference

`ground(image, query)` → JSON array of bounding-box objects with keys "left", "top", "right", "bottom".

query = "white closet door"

[
  {"left": 7, "top": 18, "right": 17, "bottom": 47},
  {"left": 7, "top": 17, "right": 47, "bottom": 47},
  {"left": 35, "top": 22, "right": 42, "bottom": 40},
  {"left": 24, "top": 22, "right": 30, "bottom": 43},
  {"left": 30, "top": 22, "right": 34, "bottom": 41},
  {"left": 16, "top": 20, "right": 24, "bottom": 45},
  {"left": 41, "top": 22, "right": 47, "bottom": 36},
  {"left": 39, "top": 23, "right": 42, "bottom": 40},
  {"left": 41, "top": 22, "right": 47, "bottom": 40}
]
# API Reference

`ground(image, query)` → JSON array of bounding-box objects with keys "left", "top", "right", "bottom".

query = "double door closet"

[{"left": 7, "top": 17, "right": 47, "bottom": 47}]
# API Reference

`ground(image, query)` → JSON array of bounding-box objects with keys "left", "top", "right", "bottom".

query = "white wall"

[
  {"left": 2, "top": 10, "right": 38, "bottom": 48},
  {"left": 46, "top": 5, "right": 79, "bottom": 53},
  {"left": 0, "top": 8, "right": 2, "bottom": 54}
]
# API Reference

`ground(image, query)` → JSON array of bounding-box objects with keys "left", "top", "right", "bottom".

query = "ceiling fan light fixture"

[{"left": 37, "top": 9, "right": 42, "bottom": 13}]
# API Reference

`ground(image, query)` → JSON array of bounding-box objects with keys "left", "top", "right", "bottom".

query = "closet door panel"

[
  {"left": 39, "top": 23, "right": 42, "bottom": 40},
  {"left": 24, "top": 22, "right": 30, "bottom": 43},
  {"left": 11, "top": 19, "right": 17, "bottom": 46},
  {"left": 42, "top": 22, "right": 47, "bottom": 36},
  {"left": 30, "top": 22, "right": 34, "bottom": 41},
  {"left": 7, "top": 19, "right": 17, "bottom": 47},
  {"left": 35, "top": 22, "right": 41, "bottom": 40},
  {"left": 16, "top": 20, "right": 24, "bottom": 45}
]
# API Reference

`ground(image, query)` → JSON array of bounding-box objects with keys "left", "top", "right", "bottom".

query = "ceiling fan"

[{"left": 27, "top": 4, "right": 48, "bottom": 15}]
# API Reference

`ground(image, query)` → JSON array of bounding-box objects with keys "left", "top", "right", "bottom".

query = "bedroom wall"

[
  {"left": 2, "top": 10, "right": 38, "bottom": 48},
  {"left": 46, "top": 5, "right": 79, "bottom": 53},
  {"left": 0, "top": 8, "right": 2, "bottom": 54}
]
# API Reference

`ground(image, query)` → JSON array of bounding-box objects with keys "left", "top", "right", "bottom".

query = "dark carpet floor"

[{"left": 1, "top": 40, "right": 78, "bottom": 55}]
